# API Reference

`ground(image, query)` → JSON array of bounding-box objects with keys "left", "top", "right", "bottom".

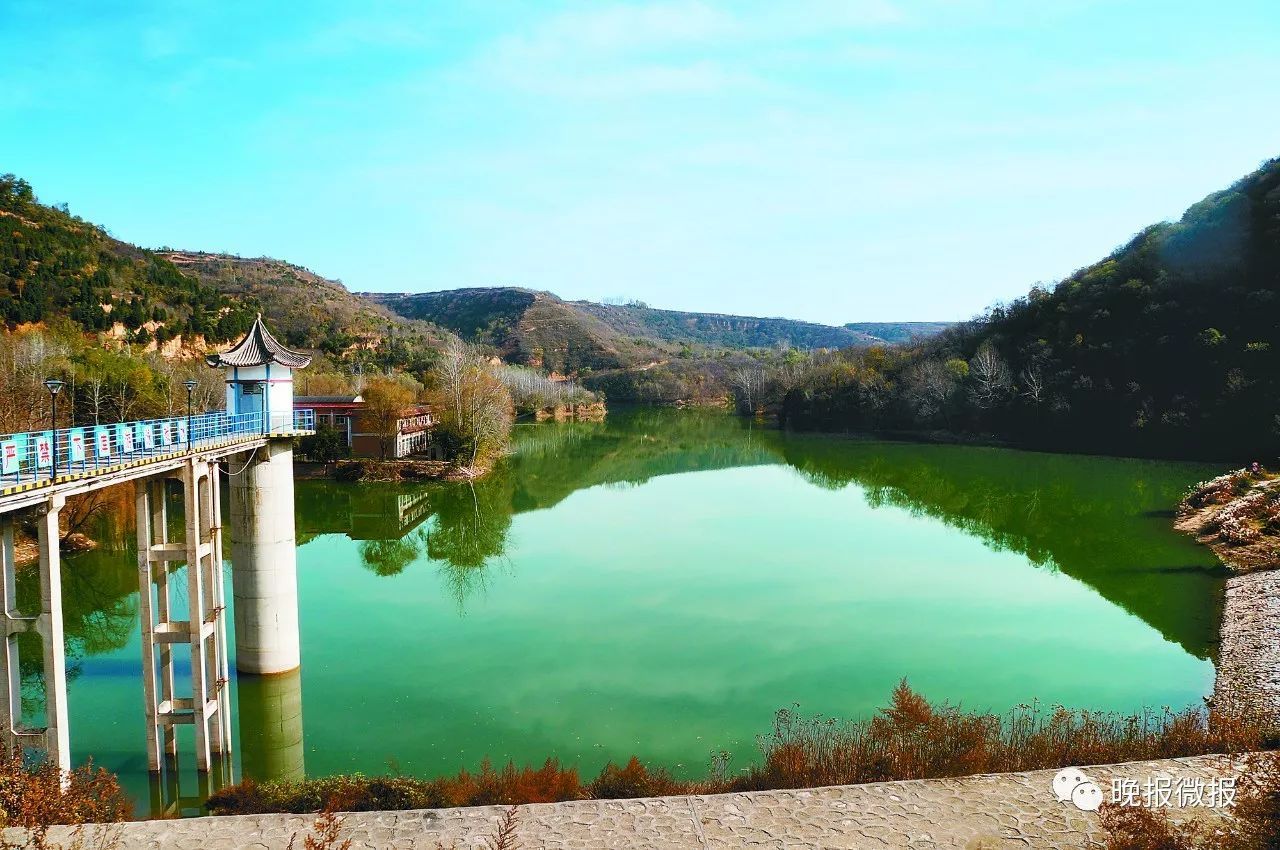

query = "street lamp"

[
  {"left": 184, "top": 380, "right": 198, "bottom": 449},
  {"left": 43, "top": 379, "right": 63, "bottom": 481}
]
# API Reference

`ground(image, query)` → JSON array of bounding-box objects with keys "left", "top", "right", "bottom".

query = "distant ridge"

[
  {"left": 366, "top": 287, "right": 893, "bottom": 373},
  {"left": 844, "top": 322, "right": 953, "bottom": 344}
]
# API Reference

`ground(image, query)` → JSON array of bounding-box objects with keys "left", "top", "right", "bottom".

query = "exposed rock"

[{"left": 331, "top": 459, "right": 486, "bottom": 483}]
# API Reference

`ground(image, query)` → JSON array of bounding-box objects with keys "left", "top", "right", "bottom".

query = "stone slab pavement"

[
  {"left": 12, "top": 754, "right": 1243, "bottom": 850},
  {"left": 1216, "top": 570, "right": 1280, "bottom": 724}
]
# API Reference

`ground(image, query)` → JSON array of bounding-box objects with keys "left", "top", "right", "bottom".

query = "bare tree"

[
  {"left": 495, "top": 365, "right": 595, "bottom": 415},
  {"left": 728, "top": 365, "right": 765, "bottom": 415},
  {"left": 461, "top": 368, "right": 513, "bottom": 467},
  {"left": 968, "top": 344, "right": 1011, "bottom": 409},
  {"left": 906, "top": 359, "right": 958, "bottom": 422},
  {"left": 1019, "top": 363, "right": 1046, "bottom": 404},
  {"left": 437, "top": 336, "right": 473, "bottom": 426}
]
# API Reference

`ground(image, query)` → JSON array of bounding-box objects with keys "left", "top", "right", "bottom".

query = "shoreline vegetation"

[
  {"left": 327, "top": 458, "right": 492, "bottom": 484},
  {"left": 713, "top": 157, "right": 1280, "bottom": 463},
  {"left": 204, "top": 680, "right": 1277, "bottom": 817},
  {"left": 530, "top": 400, "right": 606, "bottom": 422}
]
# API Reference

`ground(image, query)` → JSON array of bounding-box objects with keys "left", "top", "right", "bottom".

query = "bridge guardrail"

[{"left": 0, "top": 409, "right": 315, "bottom": 490}]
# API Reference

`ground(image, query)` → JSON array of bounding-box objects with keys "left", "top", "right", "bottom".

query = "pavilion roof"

[{"left": 206, "top": 315, "right": 312, "bottom": 370}]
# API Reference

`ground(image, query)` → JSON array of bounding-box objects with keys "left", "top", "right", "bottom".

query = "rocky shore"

[
  {"left": 329, "top": 459, "right": 490, "bottom": 483},
  {"left": 1178, "top": 468, "right": 1280, "bottom": 723},
  {"left": 532, "top": 401, "right": 607, "bottom": 422}
]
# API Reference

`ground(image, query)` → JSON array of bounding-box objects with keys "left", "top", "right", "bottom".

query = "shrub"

[
  {"left": 0, "top": 747, "right": 130, "bottom": 848},
  {"left": 209, "top": 681, "right": 1280, "bottom": 816},
  {"left": 586, "top": 757, "right": 685, "bottom": 799},
  {"left": 299, "top": 423, "right": 350, "bottom": 464}
]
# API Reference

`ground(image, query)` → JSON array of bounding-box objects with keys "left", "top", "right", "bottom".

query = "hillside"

[
  {"left": 159, "top": 252, "right": 451, "bottom": 369},
  {"left": 575, "top": 301, "right": 877, "bottom": 348},
  {"left": 0, "top": 174, "right": 255, "bottom": 345},
  {"left": 368, "top": 287, "right": 873, "bottom": 374},
  {"left": 844, "top": 322, "right": 952, "bottom": 344},
  {"left": 0, "top": 175, "right": 450, "bottom": 374},
  {"left": 783, "top": 156, "right": 1280, "bottom": 458}
]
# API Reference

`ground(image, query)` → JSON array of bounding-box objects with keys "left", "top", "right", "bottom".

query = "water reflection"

[
  {"left": 37, "top": 408, "right": 1224, "bottom": 815},
  {"left": 238, "top": 669, "right": 305, "bottom": 784},
  {"left": 305, "top": 410, "right": 1222, "bottom": 660},
  {"left": 776, "top": 440, "right": 1224, "bottom": 659}
]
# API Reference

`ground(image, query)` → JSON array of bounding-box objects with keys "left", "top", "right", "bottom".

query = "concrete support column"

[
  {"left": 35, "top": 497, "right": 69, "bottom": 774},
  {"left": 229, "top": 440, "right": 301, "bottom": 674},
  {"left": 0, "top": 514, "right": 46, "bottom": 760},
  {"left": 0, "top": 503, "right": 70, "bottom": 774},
  {"left": 135, "top": 479, "right": 170, "bottom": 773},
  {"left": 136, "top": 464, "right": 229, "bottom": 775}
]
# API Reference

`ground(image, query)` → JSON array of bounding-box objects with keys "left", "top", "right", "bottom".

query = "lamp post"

[
  {"left": 43, "top": 378, "right": 63, "bottom": 481},
  {"left": 185, "top": 379, "right": 198, "bottom": 449}
]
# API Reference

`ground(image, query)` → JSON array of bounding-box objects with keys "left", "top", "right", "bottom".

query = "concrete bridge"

[{"left": 0, "top": 317, "right": 314, "bottom": 784}]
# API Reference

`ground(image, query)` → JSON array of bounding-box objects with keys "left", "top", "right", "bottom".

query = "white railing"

[{"left": 0, "top": 409, "right": 315, "bottom": 489}]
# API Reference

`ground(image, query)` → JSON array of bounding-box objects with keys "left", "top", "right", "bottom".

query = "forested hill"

[
  {"left": 0, "top": 174, "right": 256, "bottom": 345},
  {"left": 783, "top": 157, "right": 1280, "bottom": 459},
  {"left": 157, "top": 252, "right": 450, "bottom": 370},
  {"left": 0, "top": 173, "right": 453, "bottom": 374},
  {"left": 367, "top": 287, "right": 876, "bottom": 374}
]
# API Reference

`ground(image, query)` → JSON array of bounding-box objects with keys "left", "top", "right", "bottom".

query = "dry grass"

[
  {"left": 734, "top": 680, "right": 1273, "bottom": 791},
  {"left": 208, "top": 680, "right": 1279, "bottom": 816},
  {"left": 0, "top": 746, "right": 130, "bottom": 850}
]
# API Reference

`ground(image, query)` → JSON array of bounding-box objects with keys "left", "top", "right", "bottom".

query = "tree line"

[
  {"left": 738, "top": 157, "right": 1280, "bottom": 460},
  {"left": 0, "top": 319, "right": 223, "bottom": 436}
]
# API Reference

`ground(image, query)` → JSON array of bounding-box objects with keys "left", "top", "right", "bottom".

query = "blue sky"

[{"left": 2, "top": 1, "right": 1278, "bottom": 323}]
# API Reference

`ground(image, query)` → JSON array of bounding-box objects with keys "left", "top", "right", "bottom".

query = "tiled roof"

[{"left": 206, "top": 315, "right": 312, "bottom": 369}]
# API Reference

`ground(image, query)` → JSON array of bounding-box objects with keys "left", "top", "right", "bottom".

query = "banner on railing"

[
  {"left": 95, "top": 426, "right": 112, "bottom": 459},
  {"left": 1, "top": 409, "right": 313, "bottom": 486},
  {"left": 34, "top": 433, "right": 52, "bottom": 469}
]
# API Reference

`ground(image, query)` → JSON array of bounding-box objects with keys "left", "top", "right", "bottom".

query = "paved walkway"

[
  {"left": 15, "top": 755, "right": 1240, "bottom": 849},
  {"left": 1216, "top": 570, "right": 1280, "bottom": 724}
]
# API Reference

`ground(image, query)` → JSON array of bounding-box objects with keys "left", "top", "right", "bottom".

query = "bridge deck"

[{"left": 0, "top": 410, "right": 313, "bottom": 514}]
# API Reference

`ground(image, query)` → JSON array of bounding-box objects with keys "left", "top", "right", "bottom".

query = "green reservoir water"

[{"left": 46, "top": 408, "right": 1223, "bottom": 814}]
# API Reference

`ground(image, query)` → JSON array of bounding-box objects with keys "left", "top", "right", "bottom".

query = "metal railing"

[{"left": 0, "top": 409, "right": 316, "bottom": 490}]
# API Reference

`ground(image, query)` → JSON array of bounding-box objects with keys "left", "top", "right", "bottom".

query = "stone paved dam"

[{"left": 12, "top": 755, "right": 1241, "bottom": 849}]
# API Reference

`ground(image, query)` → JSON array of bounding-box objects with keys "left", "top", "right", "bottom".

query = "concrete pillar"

[
  {"left": 236, "top": 668, "right": 305, "bottom": 783},
  {"left": 229, "top": 440, "right": 301, "bottom": 674},
  {"left": 0, "top": 514, "right": 46, "bottom": 759},
  {"left": 137, "top": 465, "right": 230, "bottom": 775},
  {"left": 35, "top": 497, "right": 69, "bottom": 774}
]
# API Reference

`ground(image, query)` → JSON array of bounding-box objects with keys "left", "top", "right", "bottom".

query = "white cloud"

[{"left": 464, "top": 0, "right": 905, "bottom": 98}]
